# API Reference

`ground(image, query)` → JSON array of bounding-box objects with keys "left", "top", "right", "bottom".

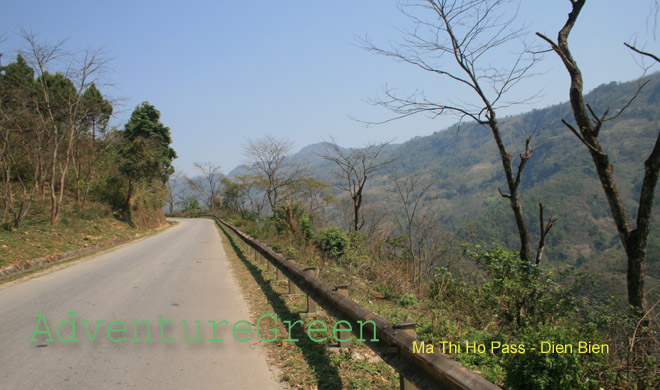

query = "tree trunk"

[
  {"left": 126, "top": 178, "right": 135, "bottom": 226},
  {"left": 489, "top": 117, "right": 531, "bottom": 262},
  {"left": 625, "top": 236, "right": 648, "bottom": 311},
  {"left": 49, "top": 135, "right": 59, "bottom": 225},
  {"left": 536, "top": 0, "right": 658, "bottom": 312}
]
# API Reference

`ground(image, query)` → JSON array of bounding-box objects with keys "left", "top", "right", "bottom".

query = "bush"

[
  {"left": 396, "top": 293, "right": 418, "bottom": 307},
  {"left": 270, "top": 202, "right": 313, "bottom": 242},
  {"left": 299, "top": 212, "right": 313, "bottom": 242},
  {"left": 503, "top": 323, "right": 605, "bottom": 390},
  {"left": 316, "top": 226, "right": 349, "bottom": 259},
  {"left": 464, "top": 244, "right": 578, "bottom": 330},
  {"left": 270, "top": 242, "right": 282, "bottom": 252}
]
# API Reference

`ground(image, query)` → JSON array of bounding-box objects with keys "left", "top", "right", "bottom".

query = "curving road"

[{"left": 0, "top": 218, "right": 282, "bottom": 389}]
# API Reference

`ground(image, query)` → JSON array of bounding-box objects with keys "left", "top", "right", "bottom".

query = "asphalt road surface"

[{"left": 0, "top": 218, "right": 283, "bottom": 389}]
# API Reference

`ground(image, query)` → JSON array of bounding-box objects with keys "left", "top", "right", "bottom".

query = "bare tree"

[
  {"left": 234, "top": 174, "right": 267, "bottom": 215},
  {"left": 20, "top": 30, "right": 110, "bottom": 225},
  {"left": 165, "top": 170, "right": 184, "bottom": 214},
  {"left": 186, "top": 162, "right": 223, "bottom": 213},
  {"left": 321, "top": 140, "right": 393, "bottom": 232},
  {"left": 361, "top": 0, "right": 554, "bottom": 264},
  {"left": 390, "top": 172, "right": 435, "bottom": 290},
  {"left": 537, "top": 0, "right": 660, "bottom": 312},
  {"left": 242, "top": 135, "right": 302, "bottom": 214}
]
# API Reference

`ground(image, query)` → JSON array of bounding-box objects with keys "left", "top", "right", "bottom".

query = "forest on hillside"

[{"left": 0, "top": 34, "right": 175, "bottom": 230}]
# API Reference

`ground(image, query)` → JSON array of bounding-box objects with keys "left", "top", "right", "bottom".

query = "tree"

[
  {"left": 187, "top": 162, "right": 223, "bottom": 213},
  {"left": 242, "top": 135, "right": 302, "bottom": 214},
  {"left": 165, "top": 171, "right": 183, "bottom": 214},
  {"left": 537, "top": 0, "right": 660, "bottom": 312},
  {"left": 390, "top": 172, "right": 435, "bottom": 290},
  {"left": 290, "top": 176, "right": 333, "bottom": 228},
  {"left": 119, "top": 102, "right": 176, "bottom": 226},
  {"left": 0, "top": 54, "right": 39, "bottom": 228},
  {"left": 73, "top": 83, "right": 113, "bottom": 207},
  {"left": 220, "top": 177, "right": 244, "bottom": 216},
  {"left": 321, "top": 140, "right": 393, "bottom": 232},
  {"left": 361, "top": 0, "right": 555, "bottom": 264},
  {"left": 20, "top": 31, "right": 110, "bottom": 225},
  {"left": 234, "top": 174, "right": 267, "bottom": 215}
]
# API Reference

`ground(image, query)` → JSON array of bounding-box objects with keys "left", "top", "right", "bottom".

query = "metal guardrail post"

[
  {"left": 286, "top": 258, "right": 298, "bottom": 294},
  {"left": 395, "top": 322, "right": 419, "bottom": 390},
  {"left": 253, "top": 242, "right": 259, "bottom": 263},
  {"left": 334, "top": 284, "right": 350, "bottom": 349},
  {"left": 276, "top": 265, "right": 285, "bottom": 282},
  {"left": 266, "top": 246, "right": 274, "bottom": 272},
  {"left": 303, "top": 267, "right": 318, "bottom": 314}
]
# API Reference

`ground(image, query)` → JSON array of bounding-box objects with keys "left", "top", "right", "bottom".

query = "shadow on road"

[{"left": 218, "top": 224, "right": 343, "bottom": 390}]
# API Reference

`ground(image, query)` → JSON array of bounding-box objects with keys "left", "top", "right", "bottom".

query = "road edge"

[{"left": 0, "top": 221, "right": 177, "bottom": 288}]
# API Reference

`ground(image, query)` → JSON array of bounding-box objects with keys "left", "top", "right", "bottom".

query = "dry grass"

[
  {"left": 215, "top": 221, "right": 399, "bottom": 390},
  {"left": 0, "top": 200, "right": 156, "bottom": 269}
]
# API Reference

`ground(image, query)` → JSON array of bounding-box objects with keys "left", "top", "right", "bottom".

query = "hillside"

[
  {"left": 384, "top": 74, "right": 660, "bottom": 265},
  {"left": 230, "top": 73, "right": 660, "bottom": 298}
]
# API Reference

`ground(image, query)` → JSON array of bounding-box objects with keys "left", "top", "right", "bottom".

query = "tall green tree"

[
  {"left": 74, "top": 83, "right": 113, "bottom": 207},
  {"left": 119, "top": 102, "right": 176, "bottom": 225},
  {"left": 0, "top": 54, "right": 39, "bottom": 228}
]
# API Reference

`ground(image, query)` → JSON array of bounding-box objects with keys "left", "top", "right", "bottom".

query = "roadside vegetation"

[
  {"left": 0, "top": 199, "right": 135, "bottom": 268},
  {"left": 1, "top": 34, "right": 176, "bottom": 273},
  {"left": 213, "top": 208, "right": 659, "bottom": 389}
]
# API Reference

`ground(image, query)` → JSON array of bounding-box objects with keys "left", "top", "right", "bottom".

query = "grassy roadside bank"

[
  {"left": 215, "top": 219, "right": 399, "bottom": 390},
  {"left": 0, "top": 201, "right": 170, "bottom": 283}
]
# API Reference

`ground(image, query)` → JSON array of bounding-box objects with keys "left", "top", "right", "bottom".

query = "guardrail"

[{"left": 202, "top": 214, "right": 500, "bottom": 390}]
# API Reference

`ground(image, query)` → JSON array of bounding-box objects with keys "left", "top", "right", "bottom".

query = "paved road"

[{"left": 0, "top": 218, "right": 282, "bottom": 389}]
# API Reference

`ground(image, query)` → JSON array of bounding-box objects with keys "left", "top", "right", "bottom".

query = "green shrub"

[
  {"left": 464, "top": 244, "right": 578, "bottom": 330},
  {"left": 270, "top": 202, "right": 313, "bottom": 242},
  {"left": 270, "top": 242, "right": 282, "bottom": 252},
  {"left": 396, "top": 293, "right": 418, "bottom": 307},
  {"left": 299, "top": 212, "right": 313, "bottom": 242},
  {"left": 316, "top": 226, "right": 349, "bottom": 258},
  {"left": 503, "top": 323, "right": 604, "bottom": 390}
]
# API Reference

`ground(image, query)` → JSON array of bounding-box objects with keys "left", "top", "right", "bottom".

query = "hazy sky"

[{"left": 2, "top": 1, "right": 658, "bottom": 175}]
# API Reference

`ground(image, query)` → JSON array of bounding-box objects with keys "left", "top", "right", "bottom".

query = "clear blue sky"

[{"left": 2, "top": 1, "right": 658, "bottom": 176}]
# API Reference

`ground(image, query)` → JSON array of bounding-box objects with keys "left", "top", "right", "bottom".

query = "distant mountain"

[
  {"left": 226, "top": 73, "right": 660, "bottom": 298},
  {"left": 228, "top": 141, "right": 401, "bottom": 182},
  {"left": 378, "top": 74, "right": 660, "bottom": 263},
  {"left": 227, "top": 164, "right": 252, "bottom": 178}
]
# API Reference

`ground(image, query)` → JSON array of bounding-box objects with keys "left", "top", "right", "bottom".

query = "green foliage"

[
  {"left": 430, "top": 266, "right": 473, "bottom": 304},
  {"left": 463, "top": 244, "right": 578, "bottom": 330},
  {"left": 271, "top": 206, "right": 291, "bottom": 235},
  {"left": 396, "top": 293, "right": 418, "bottom": 307},
  {"left": 453, "top": 330, "right": 507, "bottom": 384},
  {"left": 180, "top": 197, "right": 201, "bottom": 212},
  {"left": 270, "top": 242, "right": 282, "bottom": 252},
  {"left": 503, "top": 324, "right": 604, "bottom": 390},
  {"left": 299, "top": 212, "right": 313, "bottom": 242},
  {"left": 220, "top": 177, "right": 243, "bottom": 215},
  {"left": 81, "top": 83, "right": 112, "bottom": 133},
  {"left": 316, "top": 227, "right": 349, "bottom": 259},
  {"left": 270, "top": 202, "right": 313, "bottom": 242},
  {"left": 120, "top": 102, "right": 177, "bottom": 182}
]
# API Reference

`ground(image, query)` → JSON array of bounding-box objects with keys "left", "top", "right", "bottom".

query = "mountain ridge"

[{"left": 226, "top": 73, "right": 660, "bottom": 296}]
